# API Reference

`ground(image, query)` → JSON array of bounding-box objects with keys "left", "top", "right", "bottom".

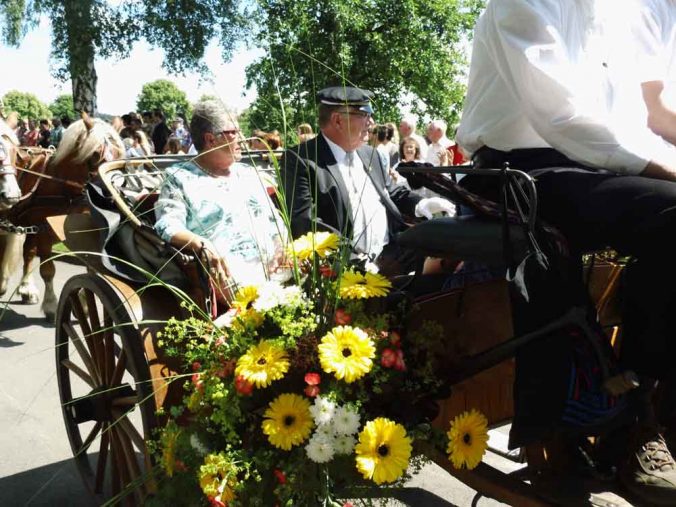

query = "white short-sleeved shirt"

[{"left": 457, "top": 0, "right": 676, "bottom": 174}]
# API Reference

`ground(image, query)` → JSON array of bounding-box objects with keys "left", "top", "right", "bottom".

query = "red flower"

[
  {"left": 380, "top": 330, "right": 389, "bottom": 340},
  {"left": 394, "top": 349, "right": 407, "bottom": 372},
  {"left": 319, "top": 264, "right": 336, "bottom": 278},
  {"left": 191, "top": 373, "right": 204, "bottom": 392},
  {"left": 304, "top": 385, "right": 320, "bottom": 397},
  {"left": 381, "top": 348, "right": 396, "bottom": 368},
  {"left": 234, "top": 375, "right": 254, "bottom": 396},
  {"left": 208, "top": 497, "right": 226, "bottom": 507},
  {"left": 343, "top": 503, "right": 355, "bottom": 507},
  {"left": 334, "top": 308, "right": 352, "bottom": 325},
  {"left": 389, "top": 331, "right": 401, "bottom": 347},
  {"left": 304, "top": 372, "right": 321, "bottom": 385},
  {"left": 273, "top": 468, "right": 287, "bottom": 484},
  {"left": 214, "top": 335, "right": 227, "bottom": 348},
  {"left": 175, "top": 459, "right": 188, "bottom": 472},
  {"left": 192, "top": 361, "right": 202, "bottom": 372},
  {"left": 214, "top": 359, "right": 235, "bottom": 378}
]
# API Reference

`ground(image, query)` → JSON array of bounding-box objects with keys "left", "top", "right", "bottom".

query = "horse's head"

[
  {"left": 48, "top": 114, "right": 126, "bottom": 188},
  {"left": 0, "top": 118, "right": 21, "bottom": 210}
]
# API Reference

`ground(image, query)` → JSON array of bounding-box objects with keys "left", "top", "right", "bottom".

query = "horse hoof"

[
  {"left": 21, "top": 293, "right": 40, "bottom": 305},
  {"left": 44, "top": 311, "right": 56, "bottom": 324}
]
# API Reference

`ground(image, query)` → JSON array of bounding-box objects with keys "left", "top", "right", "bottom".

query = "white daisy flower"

[
  {"left": 309, "top": 396, "right": 336, "bottom": 426},
  {"left": 332, "top": 405, "right": 361, "bottom": 435},
  {"left": 305, "top": 434, "right": 335, "bottom": 463},
  {"left": 252, "top": 281, "right": 285, "bottom": 312},
  {"left": 189, "top": 433, "right": 208, "bottom": 455},
  {"left": 334, "top": 434, "right": 356, "bottom": 455},
  {"left": 315, "top": 423, "right": 335, "bottom": 439}
]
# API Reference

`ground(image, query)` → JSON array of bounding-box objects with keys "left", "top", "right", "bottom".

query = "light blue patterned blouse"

[{"left": 154, "top": 161, "right": 286, "bottom": 285}]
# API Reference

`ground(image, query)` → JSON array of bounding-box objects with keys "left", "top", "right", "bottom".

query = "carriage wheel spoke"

[
  {"left": 84, "top": 289, "right": 106, "bottom": 378},
  {"left": 111, "top": 424, "right": 143, "bottom": 502},
  {"left": 110, "top": 349, "right": 127, "bottom": 387},
  {"left": 112, "top": 409, "right": 146, "bottom": 452},
  {"left": 62, "top": 322, "right": 102, "bottom": 385},
  {"left": 79, "top": 421, "right": 102, "bottom": 455},
  {"left": 70, "top": 292, "right": 104, "bottom": 378},
  {"left": 61, "top": 359, "right": 96, "bottom": 388},
  {"left": 95, "top": 425, "right": 110, "bottom": 494},
  {"left": 104, "top": 315, "right": 115, "bottom": 383},
  {"left": 110, "top": 427, "right": 123, "bottom": 500}
]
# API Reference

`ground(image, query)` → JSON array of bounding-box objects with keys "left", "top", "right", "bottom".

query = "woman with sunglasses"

[{"left": 154, "top": 98, "right": 288, "bottom": 305}]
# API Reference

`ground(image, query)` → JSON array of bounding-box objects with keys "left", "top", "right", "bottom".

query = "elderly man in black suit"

[{"left": 281, "top": 86, "right": 454, "bottom": 275}]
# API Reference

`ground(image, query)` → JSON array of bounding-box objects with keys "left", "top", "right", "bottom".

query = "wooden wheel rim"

[{"left": 55, "top": 274, "right": 157, "bottom": 505}]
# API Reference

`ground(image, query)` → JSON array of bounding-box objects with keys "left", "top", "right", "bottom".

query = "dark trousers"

[{"left": 467, "top": 153, "right": 676, "bottom": 381}]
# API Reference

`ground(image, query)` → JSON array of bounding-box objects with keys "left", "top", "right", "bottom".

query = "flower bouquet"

[{"left": 151, "top": 232, "right": 489, "bottom": 506}]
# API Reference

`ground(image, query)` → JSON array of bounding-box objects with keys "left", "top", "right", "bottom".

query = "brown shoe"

[{"left": 619, "top": 431, "right": 676, "bottom": 505}]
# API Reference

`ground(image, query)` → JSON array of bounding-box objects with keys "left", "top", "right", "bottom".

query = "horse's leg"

[
  {"left": 0, "top": 232, "right": 25, "bottom": 296},
  {"left": 37, "top": 232, "right": 58, "bottom": 322},
  {"left": 18, "top": 233, "right": 40, "bottom": 304}
]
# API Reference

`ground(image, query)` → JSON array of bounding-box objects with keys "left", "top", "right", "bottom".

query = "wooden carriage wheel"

[{"left": 55, "top": 274, "right": 158, "bottom": 505}]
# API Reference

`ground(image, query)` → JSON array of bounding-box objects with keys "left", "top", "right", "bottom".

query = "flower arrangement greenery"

[{"left": 151, "top": 231, "right": 489, "bottom": 506}]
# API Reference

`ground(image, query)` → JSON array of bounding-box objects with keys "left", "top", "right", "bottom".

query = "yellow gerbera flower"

[
  {"left": 288, "top": 231, "right": 340, "bottom": 260},
  {"left": 262, "top": 393, "right": 314, "bottom": 450},
  {"left": 232, "top": 285, "right": 259, "bottom": 311},
  {"left": 235, "top": 340, "right": 289, "bottom": 388},
  {"left": 338, "top": 270, "right": 392, "bottom": 299},
  {"left": 198, "top": 453, "right": 238, "bottom": 503},
  {"left": 446, "top": 409, "right": 489, "bottom": 470},
  {"left": 318, "top": 326, "right": 375, "bottom": 383},
  {"left": 355, "top": 417, "right": 412, "bottom": 485}
]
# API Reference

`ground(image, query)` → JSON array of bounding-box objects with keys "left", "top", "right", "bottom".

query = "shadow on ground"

[
  {"left": 0, "top": 458, "right": 94, "bottom": 506},
  {"left": 0, "top": 305, "right": 51, "bottom": 334}
]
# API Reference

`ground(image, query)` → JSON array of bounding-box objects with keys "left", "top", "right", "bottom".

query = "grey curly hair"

[{"left": 190, "top": 99, "right": 237, "bottom": 151}]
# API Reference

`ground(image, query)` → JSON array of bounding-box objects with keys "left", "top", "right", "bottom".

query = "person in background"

[
  {"left": 22, "top": 120, "right": 39, "bottom": 147},
  {"left": 152, "top": 109, "right": 171, "bottom": 155},
  {"left": 297, "top": 123, "right": 315, "bottom": 143},
  {"left": 111, "top": 116, "right": 124, "bottom": 133},
  {"left": 37, "top": 119, "right": 52, "bottom": 148},
  {"left": 5, "top": 111, "right": 19, "bottom": 130},
  {"left": 398, "top": 114, "right": 428, "bottom": 160},
  {"left": 164, "top": 136, "right": 186, "bottom": 155},
  {"left": 385, "top": 122, "right": 399, "bottom": 166},
  {"left": 425, "top": 119, "right": 452, "bottom": 166}
]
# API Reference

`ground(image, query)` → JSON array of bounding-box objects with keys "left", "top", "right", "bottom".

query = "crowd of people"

[{"left": 0, "top": 113, "right": 71, "bottom": 149}]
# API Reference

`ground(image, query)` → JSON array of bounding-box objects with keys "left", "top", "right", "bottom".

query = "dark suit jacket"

[{"left": 281, "top": 133, "right": 422, "bottom": 240}]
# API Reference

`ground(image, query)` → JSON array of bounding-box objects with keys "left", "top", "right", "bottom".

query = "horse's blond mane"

[
  {"left": 50, "top": 118, "right": 125, "bottom": 167},
  {"left": 0, "top": 117, "right": 19, "bottom": 146}
]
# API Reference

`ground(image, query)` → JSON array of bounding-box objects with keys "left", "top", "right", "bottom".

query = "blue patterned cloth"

[{"left": 154, "top": 161, "right": 286, "bottom": 285}]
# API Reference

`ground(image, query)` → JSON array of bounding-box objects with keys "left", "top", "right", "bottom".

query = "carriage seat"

[{"left": 396, "top": 216, "right": 529, "bottom": 265}]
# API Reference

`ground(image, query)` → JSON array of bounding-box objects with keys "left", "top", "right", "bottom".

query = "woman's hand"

[{"left": 199, "top": 239, "right": 231, "bottom": 284}]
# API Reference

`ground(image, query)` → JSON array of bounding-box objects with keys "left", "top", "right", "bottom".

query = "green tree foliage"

[
  {"left": 1, "top": 90, "right": 51, "bottom": 120},
  {"left": 0, "top": 1, "right": 250, "bottom": 115},
  {"left": 49, "top": 94, "right": 75, "bottom": 120},
  {"left": 137, "top": 79, "right": 192, "bottom": 121},
  {"left": 245, "top": 0, "right": 485, "bottom": 132}
]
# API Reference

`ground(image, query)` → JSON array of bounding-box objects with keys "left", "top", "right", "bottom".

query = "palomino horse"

[{"left": 0, "top": 116, "right": 125, "bottom": 320}]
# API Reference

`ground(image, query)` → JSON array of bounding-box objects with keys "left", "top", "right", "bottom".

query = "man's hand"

[
  {"left": 414, "top": 197, "right": 456, "bottom": 219},
  {"left": 641, "top": 161, "right": 676, "bottom": 182}
]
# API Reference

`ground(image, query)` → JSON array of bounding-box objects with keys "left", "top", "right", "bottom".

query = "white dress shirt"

[
  {"left": 425, "top": 135, "right": 453, "bottom": 166},
  {"left": 637, "top": 0, "right": 676, "bottom": 106},
  {"left": 323, "top": 134, "right": 389, "bottom": 259},
  {"left": 457, "top": 0, "right": 676, "bottom": 175},
  {"left": 410, "top": 133, "right": 429, "bottom": 159}
]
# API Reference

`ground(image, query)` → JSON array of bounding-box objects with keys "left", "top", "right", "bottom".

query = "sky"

[{"left": 0, "top": 19, "right": 263, "bottom": 115}]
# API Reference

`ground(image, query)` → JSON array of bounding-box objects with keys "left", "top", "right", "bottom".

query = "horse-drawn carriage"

[{"left": 44, "top": 147, "right": 637, "bottom": 506}]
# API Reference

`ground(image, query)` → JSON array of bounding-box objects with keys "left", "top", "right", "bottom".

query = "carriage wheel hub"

[{"left": 68, "top": 384, "right": 136, "bottom": 423}]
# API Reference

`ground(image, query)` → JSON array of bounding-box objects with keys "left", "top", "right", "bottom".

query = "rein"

[{"left": 16, "top": 164, "right": 85, "bottom": 190}]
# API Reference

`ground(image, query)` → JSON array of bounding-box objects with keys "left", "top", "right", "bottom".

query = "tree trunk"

[{"left": 63, "top": 0, "right": 98, "bottom": 116}]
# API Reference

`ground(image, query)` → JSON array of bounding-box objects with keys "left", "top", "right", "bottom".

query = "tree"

[
  {"left": 137, "top": 79, "right": 192, "bottom": 121},
  {"left": 0, "top": 1, "right": 250, "bottom": 115},
  {"left": 245, "top": 0, "right": 485, "bottom": 132},
  {"left": 49, "top": 94, "right": 75, "bottom": 120},
  {"left": 1, "top": 90, "right": 51, "bottom": 120}
]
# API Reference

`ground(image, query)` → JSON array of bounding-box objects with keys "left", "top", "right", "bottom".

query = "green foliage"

[
  {"left": 246, "top": 0, "right": 486, "bottom": 134},
  {"left": 49, "top": 94, "right": 75, "bottom": 120},
  {"left": 1, "top": 90, "right": 51, "bottom": 120},
  {"left": 136, "top": 79, "right": 192, "bottom": 121}
]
